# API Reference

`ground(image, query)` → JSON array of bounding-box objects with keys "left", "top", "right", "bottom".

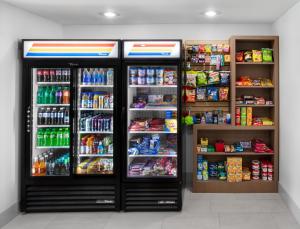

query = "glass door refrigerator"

[
  {"left": 21, "top": 40, "right": 121, "bottom": 212},
  {"left": 122, "top": 40, "right": 183, "bottom": 211}
]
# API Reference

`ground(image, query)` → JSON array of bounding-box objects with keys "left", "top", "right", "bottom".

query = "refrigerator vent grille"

[
  {"left": 124, "top": 187, "right": 180, "bottom": 211},
  {"left": 25, "top": 185, "right": 117, "bottom": 211}
]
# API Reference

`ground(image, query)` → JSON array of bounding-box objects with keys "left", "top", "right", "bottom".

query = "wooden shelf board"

[
  {"left": 196, "top": 152, "right": 274, "bottom": 156},
  {"left": 193, "top": 124, "right": 275, "bottom": 130},
  {"left": 236, "top": 86, "right": 274, "bottom": 89},
  {"left": 236, "top": 62, "right": 274, "bottom": 65},
  {"left": 235, "top": 104, "right": 275, "bottom": 107}
]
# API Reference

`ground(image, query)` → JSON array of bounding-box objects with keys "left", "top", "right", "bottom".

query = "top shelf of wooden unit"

[
  {"left": 236, "top": 62, "right": 274, "bottom": 65},
  {"left": 193, "top": 124, "right": 275, "bottom": 131}
]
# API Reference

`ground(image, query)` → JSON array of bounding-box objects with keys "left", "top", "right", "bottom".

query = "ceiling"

[{"left": 2, "top": 0, "right": 300, "bottom": 25}]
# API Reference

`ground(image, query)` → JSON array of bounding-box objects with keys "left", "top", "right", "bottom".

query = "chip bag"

[
  {"left": 262, "top": 48, "right": 273, "bottom": 62},
  {"left": 219, "top": 87, "right": 229, "bottom": 101},
  {"left": 244, "top": 51, "right": 252, "bottom": 62},
  {"left": 207, "top": 87, "right": 219, "bottom": 101},
  {"left": 252, "top": 50, "right": 262, "bottom": 62},
  {"left": 186, "top": 71, "right": 197, "bottom": 87},
  {"left": 220, "top": 71, "right": 230, "bottom": 85},
  {"left": 196, "top": 88, "right": 206, "bottom": 101},
  {"left": 196, "top": 71, "right": 207, "bottom": 86},
  {"left": 207, "top": 71, "right": 220, "bottom": 85}
]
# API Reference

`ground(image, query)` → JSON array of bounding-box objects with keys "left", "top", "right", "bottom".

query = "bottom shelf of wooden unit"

[{"left": 192, "top": 180, "right": 277, "bottom": 193}]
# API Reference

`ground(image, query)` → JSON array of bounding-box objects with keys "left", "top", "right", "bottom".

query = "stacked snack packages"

[
  {"left": 197, "top": 155, "right": 208, "bottom": 181},
  {"left": 236, "top": 107, "right": 252, "bottom": 126},
  {"left": 252, "top": 160, "right": 273, "bottom": 181},
  {"left": 227, "top": 157, "right": 242, "bottom": 182},
  {"left": 251, "top": 160, "right": 260, "bottom": 180}
]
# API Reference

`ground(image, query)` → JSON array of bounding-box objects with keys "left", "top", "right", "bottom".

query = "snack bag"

[
  {"left": 192, "top": 45, "right": 199, "bottom": 53},
  {"left": 223, "top": 44, "right": 230, "bottom": 53},
  {"left": 185, "top": 88, "right": 196, "bottom": 103},
  {"left": 219, "top": 87, "right": 229, "bottom": 101},
  {"left": 244, "top": 51, "right": 252, "bottom": 62},
  {"left": 217, "top": 44, "right": 223, "bottom": 52},
  {"left": 210, "top": 55, "right": 217, "bottom": 65},
  {"left": 186, "top": 71, "right": 197, "bottom": 87},
  {"left": 252, "top": 50, "right": 262, "bottom": 62},
  {"left": 198, "top": 54, "right": 205, "bottom": 63},
  {"left": 196, "top": 71, "right": 207, "bottom": 86},
  {"left": 211, "top": 44, "right": 217, "bottom": 52},
  {"left": 164, "top": 70, "right": 177, "bottom": 85},
  {"left": 199, "top": 44, "right": 205, "bottom": 53},
  {"left": 207, "top": 71, "right": 220, "bottom": 85},
  {"left": 220, "top": 71, "right": 230, "bottom": 85},
  {"left": 224, "top": 54, "right": 231, "bottom": 62},
  {"left": 207, "top": 87, "right": 219, "bottom": 101},
  {"left": 236, "top": 51, "right": 244, "bottom": 62},
  {"left": 196, "top": 88, "right": 206, "bottom": 101},
  {"left": 262, "top": 48, "right": 273, "bottom": 62},
  {"left": 205, "top": 44, "right": 212, "bottom": 53},
  {"left": 205, "top": 55, "right": 211, "bottom": 64}
]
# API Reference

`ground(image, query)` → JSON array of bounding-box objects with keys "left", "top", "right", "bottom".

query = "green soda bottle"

[
  {"left": 56, "top": 128, "right": 63, "bottom": 146},
  {"left": 49, "top": 86, "right": 56, "bottom": 104},
  {"left": 37, "top": 87, "right": 44, "bottom": 104},
  {"left": 37, "top": 128, "right": 44, "bottom": 146},
  {"left": 50, "top": 128, "right": 57, "bottom": 146},
  {"left": 44, "top": 86, "right": 50, "bottom": 104},
  {"left": 43, "top": 128, "right": 51, "bottom": 146},
  {"left": 63, "top": 128, "right": 70, "bottom": 146}
]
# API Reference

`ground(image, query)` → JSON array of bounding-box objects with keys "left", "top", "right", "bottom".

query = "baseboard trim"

[
  {"left": 0, "top": 203, "right": 19, "bottom": 228},
  {"left": 279, "top": 183, "right": 300, "bottom": 225}
]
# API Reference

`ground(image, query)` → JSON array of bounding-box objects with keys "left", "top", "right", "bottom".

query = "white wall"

[
  {"left": 272, "top": 0, "right": 300, "bottom": 212},
  {"left": 0, "top": 2, "right": 63, "bottom": 216},
  {"left": 63, "top": 24, "right": 273, "bottom": 40}
]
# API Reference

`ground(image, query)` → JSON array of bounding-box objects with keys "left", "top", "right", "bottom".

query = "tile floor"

[{"left": 3, "top": 190, "right": 300, "bottom": 229}]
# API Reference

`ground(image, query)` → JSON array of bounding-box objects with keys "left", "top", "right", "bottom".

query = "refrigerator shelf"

[
  {"left": 37, "top": 82, "right": 70, "bottom": 85},
  {"left": 79, "top": 108, "right": 113, "bottom": 111},
  {"left": 128, "top": 155, "right": 177, "bottom": 158},
  {"left": 36, "top": 146, "right": 69, "bottom": 149},
  {"left": 78, "top": 154, "right": 113, "bottom": 157},
  {"left": 129, "top": 130, "right": 177, "bottom": 134},
  {"left": 36, "top": 104, "right": 70, "bottom": 107},
  {"left": 129, "top": 85, "right": 177, "bottom": 88},
  {"left": 129, "top": 106, "right": 177, "bottom": 111},
  {"left": 79, "top": 85, "right": 113, "bottom": 88},
  {"left": 79, "top": 131, "right": 113, "bottom": 134},
  {"left": 37, "top": 125, "right": 69, "bottom": 128}
]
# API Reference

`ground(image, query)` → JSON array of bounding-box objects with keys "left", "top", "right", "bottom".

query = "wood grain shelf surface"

[
  {"left": 196, "top": 152, "right": 275, "bottom": 156},
  {"left": 193, "top": 124, "right": 275, "bottom": 130}
]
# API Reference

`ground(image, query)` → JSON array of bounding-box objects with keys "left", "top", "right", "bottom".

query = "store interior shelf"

[
  {"left": 193, "top": 124, "right": 275, "bottom": 130},
  {"left": 79, "top": 108, "right": 113, "bottom": 111},
  {"left": 79, "top": 131, "right": 113, "bottom": 134},
  {"left": 36, "top": 146, "right": 69, "bottom": 149},
  {"left": 79, "top": 85, "right": 113, "bottom": 88},
  {"left": 128, "top": 154, "right": 177, "bottom": 158},
  {"left": 37, "top": 104, "right": 70, "bottom": 107},
  {"left": 37, "top": 82, "right": 70, "bottom": 85},
  {"left": 196, "top": 151, "right": 274, "bottom": 156},
  {"left": 236, "top": 86, "right": 274, "bottom": 89},
  {"left": 128, "top": 85, "right": 177, "bottom": 88},
  {"left": 37, "top": 125, "right": 69, "bottom": 128},
  {"left": 235, "top": 104, "right": 275, "bottom": 107},
  {"left": 129, "top": 106, "right": 177, "bottom": 111},
  {"left": 236, "top": 62, "right": 274, "bottom": 65},
  {"left": 129, "top": 130, "right": 177, "bottom": 134},
  {"left": 78, "top": 154, "right": 113, "bottom": 157}
]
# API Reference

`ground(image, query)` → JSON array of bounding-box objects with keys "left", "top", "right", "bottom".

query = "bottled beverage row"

[
  {"left": 38, "top": 107, "right": 69, "bottom": 125},
  {"left": 80, "top": 113, "right": 113, "bottom": 132},
  {"left": 37, "top": 86, "right": 70, "bottom": 105},
  {"left": 81, "top": 92, "right": 113, "bottom": 109},
  {"left": 37, "top": 69, "right": 71, "bottom": 83},
  {"left": 81, "top": 68, "right": 114, "bottom": 85},
  {"left": 32, "top": 151, "right": 70, "bottom": 176},
  {"left": 80, "top": 135, "right": 113, "bottom": 155},
  {"left": 37, "top": 128, "right": 70, "bottom": 147},
  {"left": 129, "top": 67, "right": 177, "bottom": 86}
]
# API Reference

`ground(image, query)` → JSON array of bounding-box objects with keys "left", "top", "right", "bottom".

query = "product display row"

[
  {"left": 81, "top": 68, "right": 114, "bottom": 85},
  {"left": 37, "top": 68, "right": 71, "bottom": 83},
  {"left": 236, "top": 48, "right": 273, "bottom": 63}
]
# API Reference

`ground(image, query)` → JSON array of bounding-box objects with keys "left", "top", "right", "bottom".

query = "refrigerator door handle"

[{"left": 26, "top": 105, "right": 31, "bottom": 133}]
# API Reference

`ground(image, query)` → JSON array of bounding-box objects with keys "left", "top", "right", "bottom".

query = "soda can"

[
  {"left": 93, "top": 94, "right": 99, "bottom": 109},
  {"left": 99, "top": 95, "right": 104, "bottom": 109},
  {"left": 104, "top": 96, "right": 110, "bottom": 108},
  {"left": 109, "top": 94, "right": 113, "bottom": 109}
]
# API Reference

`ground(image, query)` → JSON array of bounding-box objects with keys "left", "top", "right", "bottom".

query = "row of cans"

[
  {"left": 80, "top": 114, "right": 113, "bottom": 132},
  {"left": 81, "top": 93, "right": 113, "bottom": 109}
]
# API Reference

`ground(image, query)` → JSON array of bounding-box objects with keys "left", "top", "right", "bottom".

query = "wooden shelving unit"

[{"left": 191, "top": 36, "right": 279, "bottom": 193}]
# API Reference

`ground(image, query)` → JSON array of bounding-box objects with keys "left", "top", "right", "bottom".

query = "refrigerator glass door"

[
  {"left": 31, "top": 68, "right": 71, "bottom": 176},
  {"left": 127, "top": 65, "right": 178, "bottom": 178},
  {"left": 75, "top": 67, "right": 114, "bottom": 175}
]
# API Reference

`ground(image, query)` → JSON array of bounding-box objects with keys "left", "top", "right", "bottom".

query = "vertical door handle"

[{"left": 26, "top": 105, "right": 31, "bottom": 133}]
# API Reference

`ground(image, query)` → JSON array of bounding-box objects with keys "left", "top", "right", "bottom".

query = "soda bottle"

[
  {"left": 63, "top": 128, "right": 70, "bottom": 146},
  {"left": 44, "top": 128, "right": 51, "bottom": 146},
  {"left": 66, "top": 69, "right": 71, "bottom": 82},
  {"left": 80, "top": 137, "right": 86, "bottom": 154},
  {"left": 43, "top": 86, "right": 50, "bottom": 104},
  {"left": 49, "top": 87, "right": 56, "bottom": 104},
  {"left": 32, "top": 157, "right": 40, "bottom": 176},
  {"left": 37, "top": 69, "right": 43, "bottom": 82},
  {"left": 50, "top": 108, "right": 56, "bottom": 125},
  {"left": 38, "top": 108, "right": 43, "bottom": 125},
  {"left": 56, "top": 128, "right": 63, "bottom": 146},
  {"left": 37, "top": 128, "right": 44, "bottom": 146},
  {"left": 63, "top": 87, "right": 70, "bottom": 104},
  {"left": 106, "top": 68, "right": 114, "bottom": 85},
  {"left": 37, "top": 87, "right": 44, "bottom": 104},
  {"left": 50, "top": 128, "right": 57, "bottom": 146},
  {"left": 56, "top": 87, "right": 63, "bottom": 104},
  {"left": 88, "top": 93, "right": 93, "bottom": 108},
  {"left": 98, "top": 141, "right": 104, "bottom": 154},
  {"left": 64, "top": 108, "right": 69, "bottom": 125},
  {"left": 81, "top": 93, "right": 88, "bottom": 108},
  {"left": 82, "top": 68, "right": 91, "bottom": 85},
  {"left": 45, "top": 108, "right": 51, "bottom": 125},
  {"left": 43, "top": 69, "right": 50, "bottom": 82},
  {"left": 99, "top": 68, "right": 104, "bottom": 85},
  {"left": 93, "top": 93, "right": 99, "bottom": 109},
  {"left": 56, "top": 69, "right": 62, "bottom": 82},
  {"left": 91, "top": 68, "right": 97, "bottom": 85},
  {"left": 62, "top": 69, "right": 68, "bottom": 82},
  {"left": 102, "top": 69, "right": 107, "bottom": 85},
  {"left": 38, "top": 157, "right": 46, "bottom": 176},
  {"left": 49, "top": 69, "right": 56, "bottom": 82}
]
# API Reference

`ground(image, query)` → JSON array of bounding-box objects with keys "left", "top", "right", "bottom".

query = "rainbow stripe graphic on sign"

[
  {"left": 128, "top": 43, "right": 176, "bottom": 56},
  {"left": 24, "top": 41, "right": 118, "bottom": 58}
]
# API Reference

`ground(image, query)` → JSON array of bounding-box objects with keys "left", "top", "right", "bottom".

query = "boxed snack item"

[
  {"left": 227, "top": 157, "right": 242, "bottom": 183},
  {"left": 163, "top": 69, "right": 177, "bottom": 85}
]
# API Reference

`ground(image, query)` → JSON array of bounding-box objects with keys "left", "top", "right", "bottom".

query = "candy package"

[
  {"left": 236, "top": 51, "right": 244, "bottom": 62},
  {"left": 223, "top": 44, "right": 230, "bottom": 53},
  {"left": 262, "top": 48, "right": 273, "bottom": 62},
  {"left": 252, "top": 50, "right": 262, "bottom": 62},
  {"left": 186, "top": 71, "right": 197, "bottom": 87},
  {"left": 219, "top": 87, "right": 229, "bottom": 101},
  {"left": 205, "top": 44, "right": 212, "bottom": 53},
  {"left": 220, "top": 71, "right": 230, "bottom": 85},
  {"left": 207, "top": 71, "right": 220, "bottom": 85},
  {"left": 210, "top": 55, "right": 217, "bottom": 65},
  {"left": 196, "top": 88, "right": 206, "bottom": 101},
  {"left": 185, "top": 88, "right": 196, "bottom": 103},
  {"left": 196, "top": 71, "right": 207, "bottom": 86},
  {"left": 224, "top": 54, "right": 231, "bottom": 63},
  {"left": 199, "top": 44, "right": 205, "bottom": 53},
  {"left": 207, "top": 87, "right": 219, "bottom": 101},
  {"left": 211, "top": 44, "right": 217, "bottom": 52},
  {"left": 198, "top": 54, "right": 205, "bottom": 63},
  {"left": 217, "top": 44, "right": 223, "bottom": 52},
  {"left": 244, "top": 51, "right": 252, "bottom": 62}
]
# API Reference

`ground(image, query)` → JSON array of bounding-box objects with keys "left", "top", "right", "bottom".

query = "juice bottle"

[
  {"left": 81, "top": 93, "right": 88, "bottom": 108},
  {"left": 56, "top": 87, "right": 63, "bottom": 104},
  {"left": 32, "top": 157, "right": 40, "bottom": 176},
  {"left": 63, "top": 87, "right": 70, "bottom": 104},
  {"left": 39, "top": 157, "right": 46, "bottom": 176},
  {"left": 93, "top": 93, "right": 99, "bottom": 109}
]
